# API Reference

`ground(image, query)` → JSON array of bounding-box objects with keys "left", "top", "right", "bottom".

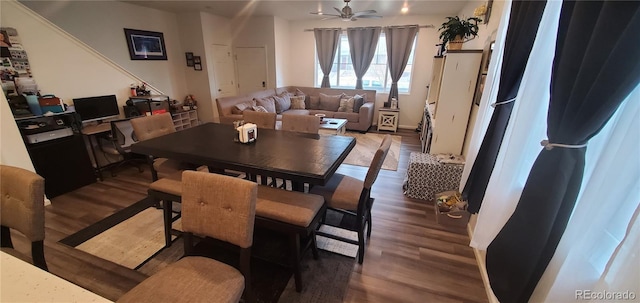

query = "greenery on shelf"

[{"left": 438, "top": 16, "right": 482, "bottom": 45}]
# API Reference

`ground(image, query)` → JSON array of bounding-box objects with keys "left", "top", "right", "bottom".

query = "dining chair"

[
  {"left": 242, "top": 111, "right": 276, "bottom": 129},
  {"left": 309, "top": 134, "right": 392, "bottom": 264},
  {"left": 0, "top": 165, "right": 48, "bottom": 271},
  {"left": 97, "top": 118, "right": 144, "bottom": 176},
  {"left": 117, "top": 171, "right": 257, "bottom": 303},
  {"left": 281, "top": 114, "right": 320, "bottom": 134},
  {"left": 130, "top": 113, "right": 182, "bottom": 181}
]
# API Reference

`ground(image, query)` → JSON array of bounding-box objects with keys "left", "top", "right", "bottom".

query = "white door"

[
  {"left": 211, "top": 44, "right": 236, "bottom": 98},
  {"left": 235, "top": 46, "right": 267, "bottom": 95}
]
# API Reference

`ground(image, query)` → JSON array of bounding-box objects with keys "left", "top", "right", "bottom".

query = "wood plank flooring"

[{"left": 7, "top": 128, "right": 488, "bottom": 302}]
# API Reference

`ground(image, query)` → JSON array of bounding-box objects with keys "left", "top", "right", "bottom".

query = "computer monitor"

[{"left": 72, "top": 95, "right": 120, "bottom": 123}]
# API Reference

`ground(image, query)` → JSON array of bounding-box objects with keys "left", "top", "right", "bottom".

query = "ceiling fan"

[{"left": 310, "top": 0, "right": 382, "bottom": 21}]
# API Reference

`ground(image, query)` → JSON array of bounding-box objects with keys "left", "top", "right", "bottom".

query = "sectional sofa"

[{"left": 216, "top": 86, "right": 376, "bottom": 132}]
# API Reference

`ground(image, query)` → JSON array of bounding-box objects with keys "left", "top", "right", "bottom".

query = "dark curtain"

[
  {"left": 463, "top": 0, "right": 547, "bottom": 213},
  {"left": 314, "top": 28, "right": 342, "bottom": 88},
  {"left": 384, "top": 25, "right": 418, "bottom": 107},
  {"left": 347, "top": 27, "right": 381, "bottom": 89},
  {"left": 487, "top": 2, "right": 640, "bottom": 302}
]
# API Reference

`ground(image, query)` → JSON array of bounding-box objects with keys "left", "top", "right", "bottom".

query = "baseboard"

[{"left": 467, "top": 223, "right": 499, "bottom": 303}]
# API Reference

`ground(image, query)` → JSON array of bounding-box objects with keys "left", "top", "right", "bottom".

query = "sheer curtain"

[
  {"left": 530, "top": 87, "right": 640, "bottom": 302},
  {"left": 469, "top": 0, "right": 562, "bottom": 250}
]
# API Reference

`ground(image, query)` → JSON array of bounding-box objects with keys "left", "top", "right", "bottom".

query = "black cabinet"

[{"left": 17, "top": 112, "right": 95, "bottom": 198}]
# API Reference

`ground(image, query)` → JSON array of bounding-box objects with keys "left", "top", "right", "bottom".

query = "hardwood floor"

[{"left": 8, "top": 128, "right": 488, "bottom": 302}]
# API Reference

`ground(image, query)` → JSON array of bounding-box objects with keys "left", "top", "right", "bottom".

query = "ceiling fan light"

[{"left": 401, "top": 7, "right": 409, "bottom": 14}]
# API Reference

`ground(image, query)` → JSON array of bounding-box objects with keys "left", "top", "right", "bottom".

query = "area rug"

[
  {"left": 341, "top": 132, "right": 401, "bottom": 171},
  {"left": 62, "top": 200, "right": 356, "bottom": 302}
]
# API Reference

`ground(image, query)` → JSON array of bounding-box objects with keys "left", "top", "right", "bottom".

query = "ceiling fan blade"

[
  {"left": 311, "top": 12, "right": 341, "bottom": 17},
  {"left": 353, "top": 10, "right": 377, "bottom": 16},
  {"left": 356, "top": 15, "right": 382, "bottom": 19},
  {"left": 334, "top": 7, "right": 344, "bottom": 15},
  {"left": 322, "top": 16, "right": 341, "bottom": 21}
]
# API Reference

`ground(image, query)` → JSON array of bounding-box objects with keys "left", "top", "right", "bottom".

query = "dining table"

[{"left": 131, "top": 122, "right": 356, "bottom": 188}]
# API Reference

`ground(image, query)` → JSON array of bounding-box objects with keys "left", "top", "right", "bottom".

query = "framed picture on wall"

[
  {"left": 185, "top": 52, "right": 194, "bottom": 66},
  {"left": 193, "top": 56, "right": 201, "bottom": 64},
  {"left": 123, "top": 28, "right": 167, "bottom": 60},
  {"left": 194, "top": 63, "right": 202, "bottom": 71}
]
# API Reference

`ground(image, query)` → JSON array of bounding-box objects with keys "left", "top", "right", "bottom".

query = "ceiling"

[{"left": 122, "top": 0, "right": 473, "bottom": 21}]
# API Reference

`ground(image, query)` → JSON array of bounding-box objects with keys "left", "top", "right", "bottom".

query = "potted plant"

[{"left": 439, "top": 16, "right": 482, "bottom": 50}]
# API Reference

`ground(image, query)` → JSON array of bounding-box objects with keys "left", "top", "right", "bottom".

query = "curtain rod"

[{"left": 303, "top": 25, "right": 434, "bottom": 32}]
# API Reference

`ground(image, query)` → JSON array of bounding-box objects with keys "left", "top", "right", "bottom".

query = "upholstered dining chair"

[
  {"left": 0, "top": 165, "right": 48, "bottom": 271},
  {"left": 117, "top": 171, "right": 257, "bottom": 303},
  {"left": 242, "top": 111, "right": 276, "bottom": 129},
  {"left": 281, "top": 114, "right": 320, "bottom": 134},
  {"left": 310, "top": 134, "right": 392, "bottom": 264},
  {"left": 130, "top": 113, "right": 182, "bottom": 181}
]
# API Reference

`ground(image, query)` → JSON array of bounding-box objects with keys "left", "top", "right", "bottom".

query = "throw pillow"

[
  {"left": 252, "top": 105, "right": 268, "bottom": 113},
  {"left": 338, "top": 96, "right": 355, "bottom": 112},
  {"left": 290, "top": 95, "right": 306, "bottom": 109},
  {"left": 295, "top": 88, "right": 306, "bottom": 97},
  {"left": 308, "top": 96, "right": 320, "bottom": 109},
  {"left": 231, "top": 100, "right": 256, "bottom": 115},
  {"left": 319, "top": 93, "right": 344, "bottom": 112},
  {"left": 353, "top": 93, "right": 366, "bottom": 113},
  {"left": 255, "top": 97, "right": 276, "bottom": 113},
  {"left": 274, "top": 92, "right": 291, "bottom": 113}
]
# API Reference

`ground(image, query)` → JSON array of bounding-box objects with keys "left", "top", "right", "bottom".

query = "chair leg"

[
  {"left": 366, "top": 210, "right": 373, "bottom": 238},
  {"left": 239, "top": 247, "right": 255, "bottom": 303},
  {"left": 357, "top": 222, "right": 365, "bottom": 265},
  {"left": 183, "top": 232, "right": 194, "bottom": 256},
  {"left": 311, "top": 230, "right": 319, "bottom": 260},
  {"left": 1, "top": 226, "right": 13, "bottom": 248},
  {"left": 32, "top": 240, "right": 48, "bottom": 271},
  {"left": 289, "top": 234, "right": 303, "bottom": 292},
  {"left": 163, "top": 199, "right": 172, "bottom": 247}
]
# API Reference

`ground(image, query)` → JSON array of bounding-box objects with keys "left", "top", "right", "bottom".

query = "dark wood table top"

[{"left": 131, "top": 123, "right": 356, "bottom": 185}]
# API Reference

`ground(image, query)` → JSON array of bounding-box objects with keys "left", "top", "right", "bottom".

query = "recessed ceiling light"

[{"left": 401, "top": 7, "right": 409, "bottom": 14}]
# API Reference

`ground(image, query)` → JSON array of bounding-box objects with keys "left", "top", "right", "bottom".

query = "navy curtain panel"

[
  {"left": 487, "top": 2, "right": 640, "bottom": 302},
  {"left": 463, "top": 0, "right": 547, "bottom": 213}
]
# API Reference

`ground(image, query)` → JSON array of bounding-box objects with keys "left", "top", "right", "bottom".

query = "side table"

[
  {"left": 377, "top": 107, "right": 399, "bottom": 132},
  {"left": 403, "top": 152, "right": 464, "bottom": 201}
]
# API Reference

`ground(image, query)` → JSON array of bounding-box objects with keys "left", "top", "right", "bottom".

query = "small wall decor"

[
  {"left": 124, "top": 28, "right": 167, "bottom": 60},
  {"left": 193, "top": 56, "right": 202, "bottom": 70},
  {"left": 185, "top": 52, "right": 194, "bottom": 66}
]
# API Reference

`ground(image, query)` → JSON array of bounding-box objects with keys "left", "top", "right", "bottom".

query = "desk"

[
  {"left": 81, "top": 123, "right": 112, "bottom": 181},
  {"left": 131, "top": 123, "right": 356, "bottom": 186},
  {"left": 0, "top": 251, "right": 112, "bottom": 302}
]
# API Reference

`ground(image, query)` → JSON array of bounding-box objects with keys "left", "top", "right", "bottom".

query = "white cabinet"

[
  {"left": 429, "top": 50, "right": 482, "bottom": 155},
  {"left": 426, "top": 56, "right": 445, "bottom": 108},
  {"left": 172, "top": 110, "right": 199, "bottom": 131}
]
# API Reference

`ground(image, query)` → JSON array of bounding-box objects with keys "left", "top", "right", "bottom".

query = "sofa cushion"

[
  {"left": 273, "top": 93, "right": 291, "bottom": 113},
  {"left": 337, "top": 96, "right": 355, "bottom": 112},
  {"left": 231, "top": 100, "right": 257, "bottom": 114},
  {"left": 290, "top": 96, "right": 306, "bottom": 109},
  {"left": 281, "top": 109, "right": 310, "bottom": 116},
  {"left": 319, "top": 93, "right": 344, "bottom": 111},
  {"left": 353, "top": 94, "right": 366, "bottom": 113},
  {"left": 255, "top": 97, "right": 276, "bottom": 113},
  {"left": 252, "top": 105, "right": 268, "bottom": 113},
  {"left": 295, "top": 88, "right": 306, "bottom": 97},
  {"left": 308, "top": 96, "right": 320, "bottom": 110},
  {"left": 333, "top": 111, "right": 359, "bottom": 122}
]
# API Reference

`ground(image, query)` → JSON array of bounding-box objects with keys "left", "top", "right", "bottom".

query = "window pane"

[{"left": 315, "top": 33, "right": 415, "bottom": 92}]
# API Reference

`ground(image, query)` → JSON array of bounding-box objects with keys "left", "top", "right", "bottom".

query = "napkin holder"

[{"left": 237, "top": 123, "right": 257, "bottom": 143}]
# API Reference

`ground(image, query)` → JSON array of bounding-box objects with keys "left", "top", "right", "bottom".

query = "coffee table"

[{"left": 319, "top": 118, "right": 347, "bottom": 134}]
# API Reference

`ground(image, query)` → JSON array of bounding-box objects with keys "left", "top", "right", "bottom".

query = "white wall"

[
  {"left": 200, "top": 12, "right": 233, "bottom": 122},
  {"left": 459, "top": 1, "right": 505, "bottom": 156},
  {"left": 231, "top": 16, "right": 277, "bottom": 89},
  {"left": 19, "top": 0, "right": 188, "bottom": 99},
  {"left": 287, "top": 15, "right": 447, "bottom": 129},
  {"left": 0, "top": 0, "right": 154, "bottom": 111},
  {"left": 0, "top": 94, "right": 35, "bottom": 172},
  {"left": 176, "top": 12, "right": 215, "bottom": 122},
  {"left": 273, "top": 17, "right": 291, "bottom": 87}
]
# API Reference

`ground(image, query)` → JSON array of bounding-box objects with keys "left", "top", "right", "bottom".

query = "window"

[{"left": 315, "top": 33, "right": 416, "bottom": 93}]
